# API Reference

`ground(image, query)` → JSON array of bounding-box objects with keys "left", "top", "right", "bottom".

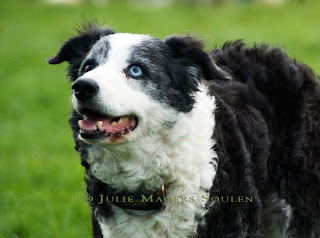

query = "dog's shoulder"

[{"left": 210, "top": 40, "right": 319, "bottom": 100}]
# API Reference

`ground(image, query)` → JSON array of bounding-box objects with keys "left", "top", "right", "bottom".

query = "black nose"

[{"left": 72, "top": 79, "right": 99, "bottom": 100}]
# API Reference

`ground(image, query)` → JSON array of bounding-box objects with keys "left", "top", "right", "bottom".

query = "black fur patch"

[
  {"left": 129, "top": 38, "right": 201, "bottom": 112},
  {"left": 165, "top": 35, "right": 227, "bottom": 81},
  {"left": 197, "top": 41, "right": 320, "bottom": 237}
]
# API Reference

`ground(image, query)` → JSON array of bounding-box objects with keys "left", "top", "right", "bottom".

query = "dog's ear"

[
  {"left": 47, "top": 25, "right": 114, "bottom": 64},
  {"left": 165, "top": 35, "right": 226, "bottom": 81},
  {"left": 47, "top": 25, "right": 115, "bottom": 80}
]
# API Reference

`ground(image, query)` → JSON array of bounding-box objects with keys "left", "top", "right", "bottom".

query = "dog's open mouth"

[{"left": 78, "top": 111, "right": 138, "bottom": 141}]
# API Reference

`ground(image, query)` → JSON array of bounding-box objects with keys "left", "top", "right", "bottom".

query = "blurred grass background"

[{"left": 1, "top": 0, "right": 319, "bottom": 237}]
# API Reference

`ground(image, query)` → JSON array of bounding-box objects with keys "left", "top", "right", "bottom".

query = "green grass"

[{"left": 1, "top": 0, "right": 319, "bottom": 237}]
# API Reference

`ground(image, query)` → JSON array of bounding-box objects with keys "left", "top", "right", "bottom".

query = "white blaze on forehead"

[{"left": 100, "top": 33, "right": 151, "bottom": 69}]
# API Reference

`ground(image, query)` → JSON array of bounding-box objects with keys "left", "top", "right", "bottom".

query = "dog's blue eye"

[{"left": 128, "top": 65, "right": 143, "bottom": 78}]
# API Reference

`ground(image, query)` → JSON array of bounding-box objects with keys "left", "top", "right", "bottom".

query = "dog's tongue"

[
  {"left": 81, "top": 117, "right": 111, "bottom": 129},
  {"left": 79, "top": 116, "right": 137, "bottom": 135}
]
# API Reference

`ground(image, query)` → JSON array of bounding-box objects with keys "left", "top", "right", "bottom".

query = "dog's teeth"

[
  {"left": 111, "top": 121, "right": 118, "bottom": 126},
  {"left": 118, "top": 118, "right": 124, "bottom": 124},
  {"left": 88, "top": 126, "right": 97, "bottom": 131},
  {"left": 122, "top": 116, "right": 129, "bottom": 122},
  {"left": 97, "top": 121, "right": 103, "bottom": 131},
  {"left": 78, "top": 120, "right": 84, "bottom": 129}
]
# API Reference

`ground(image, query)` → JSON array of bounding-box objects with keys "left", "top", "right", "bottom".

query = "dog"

[{"left": 48, "top": 25, "right": 320, "bottom": 238}]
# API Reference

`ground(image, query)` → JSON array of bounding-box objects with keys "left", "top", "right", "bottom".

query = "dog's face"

[
  {"left": 48, "top": 26, "right": 224, "bottom": 147},
  {"left": 69, "top": 33, "right": 198, "bottom": 146}
]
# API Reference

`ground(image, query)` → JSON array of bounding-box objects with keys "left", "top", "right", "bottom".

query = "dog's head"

[{"left": 48, "top": 25, "right": 224, "bottom": 147}]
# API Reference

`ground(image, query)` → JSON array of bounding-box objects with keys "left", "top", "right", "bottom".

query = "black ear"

[
  {"left": 47, "top": 24, "right": 114, "bottom": 80},
  {"left": 47, "top": 25, "right": 114, "bottom": 64},
  {"left": 165, "top": 35, "right": 226, "bottom": 81}
]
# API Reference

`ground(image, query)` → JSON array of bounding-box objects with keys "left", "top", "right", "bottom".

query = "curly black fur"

[{"left": 197, "top": 41, "right": 320, "bottom": 237}]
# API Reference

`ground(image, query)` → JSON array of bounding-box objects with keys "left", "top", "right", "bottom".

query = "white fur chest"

[{"left": 86, "top": 86, "right": 218, "bottom": 238}]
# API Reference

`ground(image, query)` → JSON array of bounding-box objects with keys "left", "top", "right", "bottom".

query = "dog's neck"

[
  {"left": 85, "top": 84, "right": 219, "bottom": 238},
  {"left": 85, "top": 85, "right": 218, "bottom": 194}
]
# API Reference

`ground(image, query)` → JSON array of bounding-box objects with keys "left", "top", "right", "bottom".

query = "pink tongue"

[{"left": 81, "top": 118, "right": 110, "bottom": 128}]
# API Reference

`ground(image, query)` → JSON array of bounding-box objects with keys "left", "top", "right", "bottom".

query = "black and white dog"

[{"left": 48, "top": 25, "right": 320, "bottom": 238}]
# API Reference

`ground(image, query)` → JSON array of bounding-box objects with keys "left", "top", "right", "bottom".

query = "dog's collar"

[{"left": 104, "top": 182, "right": 171, "bottom": 212}]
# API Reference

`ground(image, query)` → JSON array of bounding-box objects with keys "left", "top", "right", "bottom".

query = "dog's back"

[{"left": 202, "top": 42, "right": 320, "bottom": 237}]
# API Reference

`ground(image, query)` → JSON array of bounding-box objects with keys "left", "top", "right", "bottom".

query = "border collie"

[{"left": 48, "top": 25, "right": 320, "bottom": 238}]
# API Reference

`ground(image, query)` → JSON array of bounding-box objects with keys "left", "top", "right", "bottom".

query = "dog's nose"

[{"left": 72, "top": 79, "right": 99, "bottom": 100}]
